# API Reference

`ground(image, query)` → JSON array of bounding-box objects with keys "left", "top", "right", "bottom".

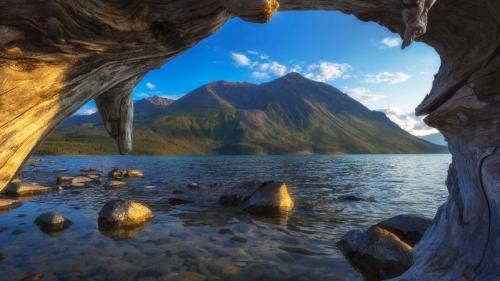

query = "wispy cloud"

[
  {"left": 138, "top": 92, "right": 150, "bottom": 99},
  {"left": 379, "top": 37, "right": 402, "bottom": 48},
  {"left": 231, "top": 52, "right": 253, "bottom": 67},
  {"left": 380, "top": 107, "right": 438, "bottom": 136},
  {"left": 344, "top": 87, "right": 386, "bottom": 107},
  {"left": 146, "top": 82, "right": 156, "bottom": 90},
  {"left": 363, "top": 72, "right": 411, "bottom": 85}
]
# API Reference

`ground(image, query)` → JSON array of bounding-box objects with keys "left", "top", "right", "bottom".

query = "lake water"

[{"left": 0, "top": 155, "right": 451, "bottom": 281}]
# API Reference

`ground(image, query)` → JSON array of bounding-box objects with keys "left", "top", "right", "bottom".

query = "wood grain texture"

[{"left": 0, "top": 1, "right": 499, "bottom": 280}]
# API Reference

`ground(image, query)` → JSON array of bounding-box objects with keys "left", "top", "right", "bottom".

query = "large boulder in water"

[
  {"left": 220, "top": 181, "right": 294, "bottom": 216},
  {"left": 376, "top": 214, "right": 432, "bottom": 247},
  {"left": 4, "top": 180, "right": 53, "bottom": 196},
  {"left": 98, "top": 199, "right": 153, "bottom": 229},
  {"left": 338, "top": 214, "right": 433, "bottom": 281},
  {"left": 219, "top": 180, "right": 262, "bottom": 206},
  {"left": 338, "top": 227, "right": 412, "bottom": 281},
  {"left": 34, "top": 212, "right": 72, "bottom": 233}
]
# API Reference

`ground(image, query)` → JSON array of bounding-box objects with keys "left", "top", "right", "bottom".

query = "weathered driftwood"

[{"left": 0, "top": 0, "right": 499, "bottom": 280}]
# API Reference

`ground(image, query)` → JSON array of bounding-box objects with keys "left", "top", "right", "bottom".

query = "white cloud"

[
  {"left": 231, "top": 52, "right": 252, "bottom": 67},
  {"left": 380, "top": 37, "right": 402, "bottom": 48},
  {"left": 304, "top": 62, "right": 352, "bottom": 82},
  {"left": 257, "top": 61, "right": 287, "bottom": 77},
  {"left": 83, "top": 108, "right": 97, "bottom": 115},
  {"left": 146, "top": 82, "right": 156, "bottom": 90},
  {"left": 344, "top": 87, "right": 386, "bottom": 107},
  {"left": 363, "top": 72, "right": 411, "bottom": 85},
  {"left": 230, "top": 51, "right": 352, "bottom": 82},
  {"left": 380, "top": 107, "right": 438, "bottom": 136}
]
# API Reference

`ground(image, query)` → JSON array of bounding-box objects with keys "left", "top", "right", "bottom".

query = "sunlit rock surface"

[
  {"left": 4, "top": 180, "right": 53, "bottom": 196},
  {"left": 98, "top": 199, "right": 154, "bottom": 229}
]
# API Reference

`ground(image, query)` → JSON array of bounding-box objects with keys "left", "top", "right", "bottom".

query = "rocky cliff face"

[{"left": 1, "top": 1, "right": 500, "bottom": 280}]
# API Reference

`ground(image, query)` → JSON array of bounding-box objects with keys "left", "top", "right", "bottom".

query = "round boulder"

[
  {"left": 242, "top": 181, "right": 294, "bottom": 215},
  {"left": 98, "top": 199, "right": 153, "bottom": 229},
  {"left": 338, "top": 226, "right": 412, "bottom": 281},
  {"left": 34, "top": 212, "right": 72, "bottom": 233},
  {"left": 376, "top": 214, "right": 432, "bottom": 247}
]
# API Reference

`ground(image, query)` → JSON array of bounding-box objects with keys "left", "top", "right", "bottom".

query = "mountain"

[
  {"left": 37, "top": 73, "right": 446, "bottom": 155},
  {"left": 420, "top": 133, "right": 447, "bottom": 146}
]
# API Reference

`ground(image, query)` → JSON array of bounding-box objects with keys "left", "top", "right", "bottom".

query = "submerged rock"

[
  {"left": 4, "top": 180, "right": 53, "bottom": 196},
  {"left": 57, "top": 175, "right": 98, "bottom": 188},
  {"left": 376, "top": 214, "right": 432, "bottom": 247},
  {"left": 338, "top": 194, "right": 365, "bottom": 202},
  {"left": 339, "top": 226, "right": 412, "bottom": 281},
  {"left": 108, "top": 180, "right": 127, "bottom": 189},
  {"left": 169, "top": 198, "right": 194, "bottom": 206},
  {"left": 109, "top": 169, "right": 144, "bottom": 178},
  {"left": 52, "top": 168, "right": 67, "bottom": 173},
  {"left": 0, "top": 198, "right": 22, "bottom": 211},
  {"left": 187, "top": 182, "right": 200, "bottom": 189},
  {"left": 34, "top": 212, "right": 72, "bottom": 233},
  {"left": 20, "top": 273, "right": 43, "bottom": 281},
  {"left": 98, "top": 199, "right": 153, "bottom": 230}
]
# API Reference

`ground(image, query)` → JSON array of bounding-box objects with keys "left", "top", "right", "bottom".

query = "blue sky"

[{"left": 77, "top": 11, "right": 440, "bottom": 136}]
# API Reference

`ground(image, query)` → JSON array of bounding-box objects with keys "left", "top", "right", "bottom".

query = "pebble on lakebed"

[
  {"left": 4, "top": 180, "right": 53, "bottom": 196},
  {"left": 98, "top": 199, "right": 154, "bottom": 230},
  {"left": 34, "top": 212, "right": 72, "bottom": 233},
  {"left": 108, "top": 180, "right": 127, "bottom": 189}
]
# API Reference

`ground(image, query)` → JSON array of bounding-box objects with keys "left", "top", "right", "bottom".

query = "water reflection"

[{"left": 0, "top": 155, "right": 450, "bottom": 281}]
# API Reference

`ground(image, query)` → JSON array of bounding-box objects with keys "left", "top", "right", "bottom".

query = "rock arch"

[{"left": 0, "top": 1, "right": 499, "bottom": 280}]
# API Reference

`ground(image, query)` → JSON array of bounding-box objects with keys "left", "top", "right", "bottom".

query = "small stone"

[
  {"left": 98, "top": 199, "right": 153, "bottom": 230},
  {"left": 187, "top": 182, "right": 199, "bottom": 189},
  {"left": 109, "top": 169, "right": 144, "bottom": 178},
  {"left": 4, "top": 181, "right": 53, "bottom": 196},
  {"left": 80, "top": 168, "right": 100, "bottom": 173},
  {"left": 108, "top": 180, "right": 127, "bottom": 189},
  {"left": 168, "top": 198, "right": 193, "bottom": 206},
  {"left": 0, "top": 198, "right": 22, "bottom": 211},
  {"left": 0, "top": 253, "right": 5, "bottom": 261},
  {"left": 34, "top": 212, "right": 71, "bottom": 233},
  {"left": 172, "top": 189, "right": 184, "bottom": 195}
]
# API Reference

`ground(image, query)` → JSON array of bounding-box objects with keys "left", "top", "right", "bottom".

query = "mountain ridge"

[{"left": 37, "top": 73, "right": 447, "bottom": 155}]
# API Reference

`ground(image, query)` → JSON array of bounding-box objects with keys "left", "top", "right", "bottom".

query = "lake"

[{"left": 0, "top": 154, "right": 451, "bottom": 281}]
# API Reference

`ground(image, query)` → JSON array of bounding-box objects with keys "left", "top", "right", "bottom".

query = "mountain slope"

[
  {"left": 37, "top": 74, "right": 446, "bottom": 155},
  {"left": 420, "top": 132, "right": 447, "bottom": 146}
]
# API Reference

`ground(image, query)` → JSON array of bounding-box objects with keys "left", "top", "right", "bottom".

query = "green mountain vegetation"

[{"left": 37, "top": 73, "right": 447, "bottom": 155}]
